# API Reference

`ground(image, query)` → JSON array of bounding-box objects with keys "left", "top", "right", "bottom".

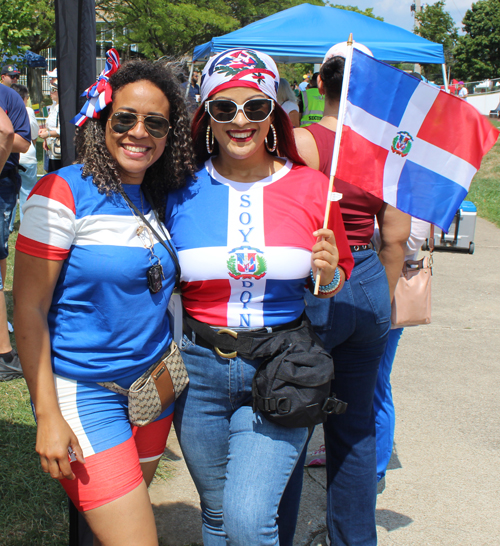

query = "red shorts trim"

[{"left": 62, "top": 414, "right": 173, "bottom": 511}]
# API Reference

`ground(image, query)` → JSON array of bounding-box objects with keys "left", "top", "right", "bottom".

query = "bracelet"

[{"left": 310, "top": 267, "right": 341, "bottom": 294}]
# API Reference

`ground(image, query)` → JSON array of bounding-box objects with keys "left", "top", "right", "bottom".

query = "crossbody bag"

[{"left": 98, "top": 188, "right": 187, "bottom": 426}]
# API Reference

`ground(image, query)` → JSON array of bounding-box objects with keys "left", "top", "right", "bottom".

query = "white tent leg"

[{"left": 442, "top": 64, "right": 449, "bottom": 92}]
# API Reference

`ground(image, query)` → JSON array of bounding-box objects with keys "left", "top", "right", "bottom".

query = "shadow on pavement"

[
  {"left": 376, "top": 508, "right": 413, "bottom": 532},
  {"left": 154, "top": 502, "right": 203, "bottom": 546}
]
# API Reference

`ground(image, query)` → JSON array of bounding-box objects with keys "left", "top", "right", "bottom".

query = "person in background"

[
  {"left": 13, "top": 54, "right": 195, "bottom": 545},
  {"left": 11, "top": 84, "right": 39, "bottom": 224},
  {"left": 165, "top": 47, "right": 354, "bottom": 546},
  {"left": 1, "top": 65, "right": 21, "bottom": 88},
  {"left": 277, "top": 78, "right": 300, "bottom": 127},
  {"left": 0, "top": 85, "right": 30, "bottom": 382},
  {"left": 298, "top": 74, "right": 310, "bottom": 92},
  {"left": 280, "top": 41, "right": 411, "bottom": 546},
  {"left": 299, "top": 72, "right": 324, "bottom": 127},
  {"left": 38, "top": 84, "right": 61, "bottom": 173},
  {"left": 458, "top": 81, "right": 468, "bottom": 99},
  {"left": 373, "top": 218, "right": 430, "bottom": 484}
]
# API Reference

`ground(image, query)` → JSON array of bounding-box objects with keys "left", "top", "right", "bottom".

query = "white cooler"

[{"left": 424, "top": 200, "right": 477, "bottom": 254}]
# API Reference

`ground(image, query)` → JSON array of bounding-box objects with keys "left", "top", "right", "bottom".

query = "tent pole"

[
  {"left": 442, "top": 64, "right": 449, "bottom": 92},
  {"left": 186, "top": 61, "right": 195, "bottom": 99}
]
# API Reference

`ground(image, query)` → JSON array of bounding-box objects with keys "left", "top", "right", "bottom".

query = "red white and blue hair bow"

[{"left": 71, "top": 48, "right": 121, "bottom": 127}]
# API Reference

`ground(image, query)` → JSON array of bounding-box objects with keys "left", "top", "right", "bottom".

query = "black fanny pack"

[{"left": 183, "top": 313, "right": 347, "bottom": 428}]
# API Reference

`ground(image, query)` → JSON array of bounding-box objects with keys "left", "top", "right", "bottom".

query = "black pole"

[
  {"left": 55, "top": 2, "right": 96, "bottom": 542},
  {"left": 55, "top": 0, "right": 96, "bottom": 167}
]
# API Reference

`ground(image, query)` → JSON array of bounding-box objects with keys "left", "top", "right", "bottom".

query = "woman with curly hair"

[{"left": 13, "top": 51, "right": 195, "bottom": 546}]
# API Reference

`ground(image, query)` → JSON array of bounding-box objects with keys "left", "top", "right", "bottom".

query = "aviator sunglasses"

[
  {"left": 108, "top": 112, "right": 170, "bottom": 139},
  {"left": 205, "top": 98, "right": 274, "bottom": 123}
]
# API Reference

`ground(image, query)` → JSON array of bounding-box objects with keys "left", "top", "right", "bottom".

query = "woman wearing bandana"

[
  {"left": 165, "top": 49, "right": 353, "bottom": 545},
  {"left": 13, "top": 51, "right": 195, "bottom": 545}
]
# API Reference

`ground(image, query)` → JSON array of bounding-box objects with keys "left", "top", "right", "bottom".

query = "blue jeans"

[
  {"left": 19, "top": 163, "right": 38, "bottom": 222},
  {"left": 279, "top": 250, "right": 391, "bottom": 546},
  {"left": 174, "top": 336, "right": 308, "bottom": 546},
  {"left": 374, "top": 327, "right": 403, "bottom": 481},
  {"left": 0, "top": 174, "right": 19, "bottom": 260}
]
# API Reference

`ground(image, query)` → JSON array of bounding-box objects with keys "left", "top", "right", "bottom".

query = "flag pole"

[{"left": 314, "top": 33, "right": 355, "bottom": 295}]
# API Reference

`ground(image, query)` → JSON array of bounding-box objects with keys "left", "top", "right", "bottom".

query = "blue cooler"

[{"left": 427, "top": 200, "right": 477, "bottom": 254}]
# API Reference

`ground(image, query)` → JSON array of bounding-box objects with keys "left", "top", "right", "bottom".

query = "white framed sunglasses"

[{"left": 205, "top": 98, "right": 275, "bottom": 123}]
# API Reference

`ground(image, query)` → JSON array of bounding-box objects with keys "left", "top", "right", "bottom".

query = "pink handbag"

[{"left": 391, "top": 255, "right": 432, "bottom": 328}]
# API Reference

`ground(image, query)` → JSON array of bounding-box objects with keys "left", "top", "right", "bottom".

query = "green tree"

[
  {"left": 414, "top": 0, "right": 458, "bottom": 82},
  {"left": 0, "top": 0, "right": 55, "bottom": 103},
  {"left": 328, "top": 4, "right": 384, "bottom": 21},
  {"left": 0, "top": 4, "right": 33, "bottom": 59},
  {"left": 96, "top": 0, "right": 324, "bottom": 60},
  {"left": 453, "top": 0, "right": 500, "bottom": 81}
]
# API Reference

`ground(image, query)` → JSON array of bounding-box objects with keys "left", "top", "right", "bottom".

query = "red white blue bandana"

[
  {"left": 200, "top": 49, "right": 279, "bottom": 103},
  {"left": 71, "top": 48, "right": 120, "bottom": 127}
]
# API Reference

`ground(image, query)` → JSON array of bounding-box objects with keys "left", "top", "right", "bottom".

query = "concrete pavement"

[{"left": 150, "top": 216, "right": 500, "bottom": 546}]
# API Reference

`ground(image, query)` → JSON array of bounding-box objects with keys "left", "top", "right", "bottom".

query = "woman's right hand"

[{"left": 35, "top": 413, "right": 85, "bottom": 480}]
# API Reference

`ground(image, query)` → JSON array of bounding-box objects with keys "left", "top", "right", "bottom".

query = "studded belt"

[{"left": 350, "top": 243, "right": 374, "bottom": 252}]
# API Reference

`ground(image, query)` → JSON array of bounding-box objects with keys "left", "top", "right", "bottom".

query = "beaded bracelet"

[{"left": 310, "top": 267, "right": 341, "bottom": 294}]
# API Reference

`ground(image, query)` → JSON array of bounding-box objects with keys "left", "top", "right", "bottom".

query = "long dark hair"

[
  {"left": 191, "top": 100, "right": 305, "bottom": 166},
  {"left": 75, "top": 60, "right": 196, "bottom": 220},
  {"left": 320, "top": 57, "right": 345, "bottom": 102}
]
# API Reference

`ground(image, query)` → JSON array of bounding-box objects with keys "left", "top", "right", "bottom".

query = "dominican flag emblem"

[
  {"left": 391, "top": 131, "right": 413, "bottom": 157},
  {"left": 227, "top": 246, "right": 267, "bottom": 280},
  {"left": 335, "top": 48, "right": 499, "bottom": 231}
]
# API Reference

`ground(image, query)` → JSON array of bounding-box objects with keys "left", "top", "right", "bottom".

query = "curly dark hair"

[
  {"left": 75, "top": 60, "right": 196, "bottom": 220},
  {"left": 320, "top": 57, "right": 345, "bottom": 101},
  {"left": 191, "top": 101, "right": 305, "bottom": 166}
]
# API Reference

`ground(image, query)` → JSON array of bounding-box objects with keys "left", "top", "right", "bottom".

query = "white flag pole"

[{"left": 314, "top": 33, "right": 355, "bottom": 295}]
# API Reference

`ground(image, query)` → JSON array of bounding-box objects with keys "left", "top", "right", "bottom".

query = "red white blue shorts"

[{"left": 52, "top": 374, "right": 173, "bottom": 512}]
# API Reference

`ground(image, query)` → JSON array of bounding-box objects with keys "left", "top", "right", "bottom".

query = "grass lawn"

[
  {"left": 1, "top": 120, "right": 499, "bottom": 544},
  {"left": 467, "top": 119, "right": 500, "bottom": 228}
]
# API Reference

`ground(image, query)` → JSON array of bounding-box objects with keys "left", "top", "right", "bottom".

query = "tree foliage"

[
  {"left": 413, "top": 0, "right": 458, "bottom": 81},
  {"left": 96, "top": 0, "right": 324, "bottom": 60},
  {"left": 453, "top": 0, "right": 500, "bottom": 81},
  {"left": 328, "top": 4, "right": 384, "bottom": 21},
  {"left": 0, "top": 0, "right": 55, "bottom": 59}
]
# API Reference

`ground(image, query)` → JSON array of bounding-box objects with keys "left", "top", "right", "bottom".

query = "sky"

[{"left": 334, "top": 0, "right": 474, "bottom": 32}]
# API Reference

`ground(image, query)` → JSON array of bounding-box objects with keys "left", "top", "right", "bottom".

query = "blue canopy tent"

[
  {"left": 1, "top": 50, "right": 47, "bottom": 68},
  {"left": 193, "top": 3, "right": 445, "bottom": 66}
]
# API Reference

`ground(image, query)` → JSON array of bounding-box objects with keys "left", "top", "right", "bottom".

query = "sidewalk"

[{"left": 150, "top": 217, "right": 500, "bottom": 546}]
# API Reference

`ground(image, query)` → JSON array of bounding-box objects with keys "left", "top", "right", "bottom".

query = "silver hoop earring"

[
  {"left": 206, "top": 125, "right": 215, "bottom": 154},
  {"left": 265, "top": 124, "right": 277, "bottom": 153}
]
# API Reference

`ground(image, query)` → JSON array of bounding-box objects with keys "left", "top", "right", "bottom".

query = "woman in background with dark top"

[{"left": 281, "top": 41, "right": 411, "bottom": 546}]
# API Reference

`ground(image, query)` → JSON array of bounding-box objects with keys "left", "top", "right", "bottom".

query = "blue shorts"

[{"left": 52, "top": 374, "right": 174, "bottom": 511}]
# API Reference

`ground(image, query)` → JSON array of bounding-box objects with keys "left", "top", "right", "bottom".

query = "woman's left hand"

[
  {"left": 311, "top": 228, "right": 339, "bottom": 286},
  {"left": 38, "top": 128, "right": 49, "bottom": 140}
]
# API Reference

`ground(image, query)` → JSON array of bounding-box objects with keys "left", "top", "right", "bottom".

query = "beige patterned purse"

[{"left": 99, "top": 341, "right": 188, "bottom": 427}]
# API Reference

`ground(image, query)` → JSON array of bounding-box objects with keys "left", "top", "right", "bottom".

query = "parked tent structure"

[{"left": 193, "top": 3, "right": 445, "bottom": 66}]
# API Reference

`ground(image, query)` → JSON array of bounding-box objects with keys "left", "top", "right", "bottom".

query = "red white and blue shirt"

[
  {"left": 16, "top": 165, "right": 175, "bottom": 384},
  {"left": 165, "top": 159, "right": 353, "bottom": 328}
]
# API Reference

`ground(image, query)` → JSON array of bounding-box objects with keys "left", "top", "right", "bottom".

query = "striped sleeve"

[{"left": 16, "top": 174, "right": 76, "bottom": 260}]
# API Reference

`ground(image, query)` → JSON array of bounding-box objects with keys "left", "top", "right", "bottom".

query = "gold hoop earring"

[
  {"left": 206, "top": 125, "right": 215, "bottom": 154},
  {"left": 264, "top": 124, "right": 277, "bottom": 153}
]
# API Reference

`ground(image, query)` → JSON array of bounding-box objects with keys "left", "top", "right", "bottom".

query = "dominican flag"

[{"left": 335, "top": 48, "right": 499, "bottom": 231}]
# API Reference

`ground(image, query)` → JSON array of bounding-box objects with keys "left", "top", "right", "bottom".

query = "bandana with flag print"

[{"left": 200, "top": 48, "right": 279, "bottom": 103}]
